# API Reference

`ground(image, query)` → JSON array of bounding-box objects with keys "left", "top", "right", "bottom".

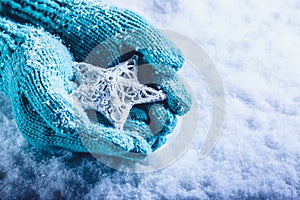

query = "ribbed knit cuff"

[
  {"left": 0, "top": 17, "right": 30, "bottom": 93},
  {"left": 1, "top": 0, "right": 77, "bottom": 35}
]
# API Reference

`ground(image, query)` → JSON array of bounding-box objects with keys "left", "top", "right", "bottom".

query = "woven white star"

[{"left": 72, "top": 55, "right": 166, "bottom": 129}]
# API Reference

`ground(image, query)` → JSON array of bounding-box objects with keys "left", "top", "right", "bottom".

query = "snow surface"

[{"left": 0, "top": 0, "right": 299, "bottom": 199}]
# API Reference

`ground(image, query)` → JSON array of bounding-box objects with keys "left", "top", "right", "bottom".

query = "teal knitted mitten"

[
  {"left": 1, "top": 0, "right": 192, "bottom": 150},
  {"left": 0, "top": 17, "right": 158, "bottom": 159}
]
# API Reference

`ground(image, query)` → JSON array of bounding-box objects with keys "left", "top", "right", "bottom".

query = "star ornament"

[{"left": 72, "top": 55, "right": 167, "bottom": 129}]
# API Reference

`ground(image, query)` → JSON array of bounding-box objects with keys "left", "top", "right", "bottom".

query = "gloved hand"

[
  {"left": 1, "top": 0, "right": 192, "bottom": 151},
  {"left": 0, "top": 17, "right": 158, "bottom": 160}
]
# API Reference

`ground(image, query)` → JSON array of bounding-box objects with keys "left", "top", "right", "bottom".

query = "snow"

[{"left": 0, "top": 0, "right": 299, "bottom": 199}]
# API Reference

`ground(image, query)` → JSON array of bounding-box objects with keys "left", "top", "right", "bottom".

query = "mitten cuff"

[
  {"left": 1, "top": 0, "right": 78, "bottom": 35},
  {"left": 0, "top": 17, "right": 30, "bottom": 94}
]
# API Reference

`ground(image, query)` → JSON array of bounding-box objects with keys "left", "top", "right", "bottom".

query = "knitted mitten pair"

[{"left": 0, "top": 0, "right": 192, "bottom": 159}]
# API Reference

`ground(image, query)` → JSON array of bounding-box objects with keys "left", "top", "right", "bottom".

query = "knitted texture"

[
  {"left": 0, "top": 0, "right": 192, "bottom": 155},
  {"left": 0, "top": 18, "right": 158, "bottom": 159}
]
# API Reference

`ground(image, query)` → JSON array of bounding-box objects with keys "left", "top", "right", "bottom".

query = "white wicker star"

[{"left": 72, "top": 56, "right": 166, "bottom": 129}]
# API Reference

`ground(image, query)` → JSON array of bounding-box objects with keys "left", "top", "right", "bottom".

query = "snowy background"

[{"left": 1, "top": 0, "right": 300, "bottom": 199}]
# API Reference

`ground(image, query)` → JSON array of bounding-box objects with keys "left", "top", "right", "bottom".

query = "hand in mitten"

[
  {"left": 1, "top": 0, "right": 192, "bottom": 150},
  {"left": 0, "top": 17, "right": 160, "bottom": 160}
]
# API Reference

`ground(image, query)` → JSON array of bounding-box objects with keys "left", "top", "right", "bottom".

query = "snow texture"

[{"left": 0, "top": 0, "right": 299, "bottom": 199}]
